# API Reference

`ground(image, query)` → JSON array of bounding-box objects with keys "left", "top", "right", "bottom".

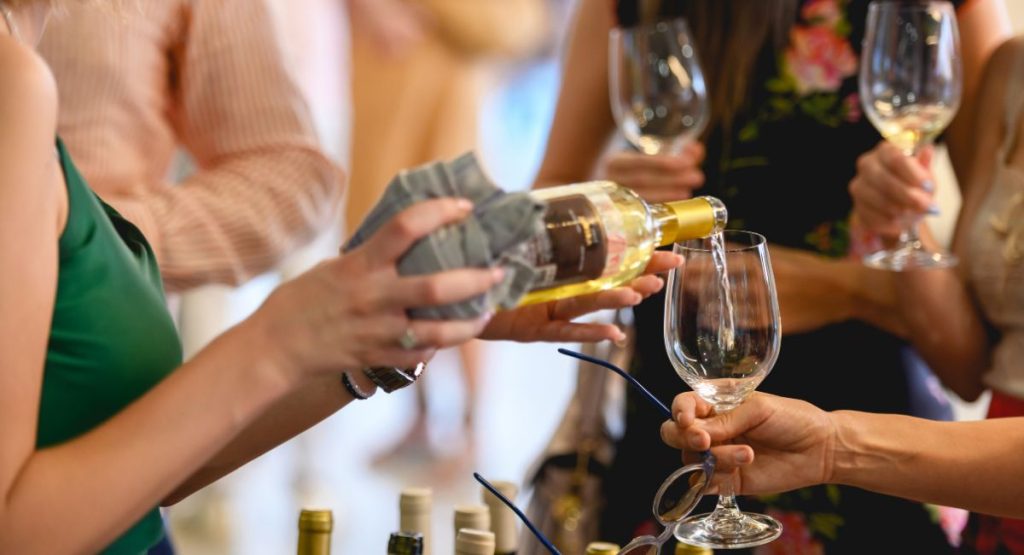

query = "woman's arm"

[
  {"left": 0, "top": 41, "right": 499, "bottom": 549},
  {"left": 847, "top": 39, "right": 1024, "bottom": 400},
  {"left": 664, "top": 392, "right": 1024, "bottom": 519},
  {"left": 944, "top": 0, "right": 1012, "bottom": 187},
  {"left": 760, "top": 245, "right": 907, "bottom": 337},
  {"left": 533, "top": 0, "right": 618, "bottom": 188}
]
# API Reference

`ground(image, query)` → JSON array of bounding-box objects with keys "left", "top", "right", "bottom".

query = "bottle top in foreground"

[
  {"left": 298, "top": 509, "right": 333, "bottom": 533},
  {"left": 585, "top": 542, "right": 621, "bottom": 555},
  {"left": 454, "top": 528, "right": 495, "bottom": 555}
]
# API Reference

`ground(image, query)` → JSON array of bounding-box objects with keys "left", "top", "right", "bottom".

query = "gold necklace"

[{"left": 0, "top": 1, "right": 19, "bottom": 40}]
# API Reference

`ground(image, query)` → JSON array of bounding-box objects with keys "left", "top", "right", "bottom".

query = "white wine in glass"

[
  {"left": 665, "top": 231, "right": 782, "bottom": 549},
  {"left": 609, "top": 17, "right": 708, "bottom": 155},
  {"left": 860, "top": 0, "right": 962, "bottom": 270}
]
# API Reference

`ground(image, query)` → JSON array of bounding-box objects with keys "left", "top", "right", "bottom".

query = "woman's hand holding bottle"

[
  {"left": 248, "top": 198, "right": 501, "bottom": 384},
  {"left": 243, "top": 197, "right": 684, "bottom": 385},
  {"left": 849, "top": 141, "right": 938, "bottom": 242},
  {"left": 602, "top": 142, "right": 706, "bottom": 203}
]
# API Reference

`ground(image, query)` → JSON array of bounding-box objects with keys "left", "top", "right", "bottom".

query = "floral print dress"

[{"left": 605, "top": 1, "right": 964, "bottom": 553}]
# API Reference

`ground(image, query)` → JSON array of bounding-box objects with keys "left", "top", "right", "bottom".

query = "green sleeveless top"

[{"left": 39, "top": 141, "right": 182, "bottom": 554}]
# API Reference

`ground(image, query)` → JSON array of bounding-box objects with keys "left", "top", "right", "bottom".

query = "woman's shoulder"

[
  {"left": 987, "top": 35, "right": 1024, "bottom": 74},
  {"left": 0, "top": 35, "right": 57, "bottom": 131},
  {"left": 974, "top": 36, "right": 1024, "bottom": 121}
]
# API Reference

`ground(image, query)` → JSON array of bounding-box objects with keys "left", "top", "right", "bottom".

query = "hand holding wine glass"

[
  {"left": 859, "top": 0, "right": 962, "bottom": 270},
  {"left": 664, "top": 230, "right": 783, "bottom": 549}
]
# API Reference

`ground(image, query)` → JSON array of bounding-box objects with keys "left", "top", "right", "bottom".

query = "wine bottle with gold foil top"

[
  {"left": 297, "top": 509, "right": 333, "bottom": 555},
  {"left": 518, "top": 184, "right": 727, "bottom": 306},
  {"left": 584, "top": 542, "right": 621, "bottom": 555},
  {"left": 481, "top": 481, "right": 519, "bottom": 555},
  {"left": 400, "top": 488, "right": 433, "bottom": 555},
  {"left": 675, "top": 541, "right": 714, "bottom": 555}
]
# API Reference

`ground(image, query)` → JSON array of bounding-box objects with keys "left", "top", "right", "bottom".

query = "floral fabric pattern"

[{"left": 739, "top": 0, "right": 861, "bottom": 143}]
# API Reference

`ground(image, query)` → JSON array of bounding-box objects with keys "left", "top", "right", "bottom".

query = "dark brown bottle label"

[{"left": 524, "top": 194, "right": 609, "bottom": 289}]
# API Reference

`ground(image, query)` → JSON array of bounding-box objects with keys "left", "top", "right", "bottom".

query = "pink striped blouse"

[{"left": 39, "top": 0, "right": 344, "bottom": 291}]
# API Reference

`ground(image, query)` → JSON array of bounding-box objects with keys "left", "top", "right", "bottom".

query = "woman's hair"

[{"left": 620, "top": 0, "right": 800, "bottom": 132}]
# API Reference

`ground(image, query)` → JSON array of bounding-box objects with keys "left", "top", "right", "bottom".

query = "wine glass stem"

[
  {"left": 709, "top": 405, "right": 745, "bottom": 524},
  {"left": 715, "top": 470, "right": 741, "bottom": 513},
  {"left": 896, "top": 146, "right": 925, "bottom": 251}
]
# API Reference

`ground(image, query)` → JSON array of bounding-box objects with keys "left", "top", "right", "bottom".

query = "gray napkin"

[{"left": 344, "top": 153, "right": 546, "bottom": 320}]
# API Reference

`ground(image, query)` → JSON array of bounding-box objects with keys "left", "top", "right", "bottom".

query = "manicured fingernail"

[
  {"left": 926, "top": 203, "right": 940, "bottom": 216},
  {"left": 491, "top": 267, "right": 506, "bottom": 282},
  {"left": 921, "top": 180, "right": 935, "bottom": 193},
  {"left": 456, "top": 198, "right": 474, "bottom": 212},
  {"left": 734, "top": 450, "right": 753, "bottom": 464}
]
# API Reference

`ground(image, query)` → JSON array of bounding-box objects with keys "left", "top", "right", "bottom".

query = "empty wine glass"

[
  {"left": 664, "top": 230, "right": 782, "bottom": 549},
  {"left": 860, "top": 0, "right": 962, "bottom": 270},
  {"left": 609, "top": 17, "right": 708, "bottom": 155}
]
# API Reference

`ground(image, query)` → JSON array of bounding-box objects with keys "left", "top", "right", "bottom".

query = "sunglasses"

[{"left": 474, "top": 349, "right": 716, "bottom": 555}]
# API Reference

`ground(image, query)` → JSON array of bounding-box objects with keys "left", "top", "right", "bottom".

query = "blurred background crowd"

[{"left": 7, "top": 0, "right": 1024, "bottom": 553}]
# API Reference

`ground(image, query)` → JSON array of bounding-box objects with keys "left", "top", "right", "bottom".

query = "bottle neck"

[{"left": 651, "top": 196, "right": 728, "bottom": 247}]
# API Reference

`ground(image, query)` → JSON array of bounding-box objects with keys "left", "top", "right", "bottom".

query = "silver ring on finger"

[{"left": 398, "top": 327, "right": 418, "bottom": 350}]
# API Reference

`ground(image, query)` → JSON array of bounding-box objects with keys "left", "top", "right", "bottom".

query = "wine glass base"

[
  {"left": 674, "top": 511, "right": 783, "bottom": 550},
  {"left": 863, "top": 247, "right": 958, "bottom": 271}
]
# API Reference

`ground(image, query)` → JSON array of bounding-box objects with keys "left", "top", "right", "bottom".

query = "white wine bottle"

[
  {"left": 400, "top": 488, "right": 433, "bottom": 555},
  {"left": 481, "top": 481, "right": 518, "bottom": 555},
  {"left": 297, "top": 509, "right": 333, "bottom": 555},
  {"left": 518, "top": 183, "right": 727, "bottom": 306}
]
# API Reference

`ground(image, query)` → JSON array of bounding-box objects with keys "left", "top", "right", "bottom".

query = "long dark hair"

[{"left": 618, "top": 0, "right": 800, "bottom": 130}]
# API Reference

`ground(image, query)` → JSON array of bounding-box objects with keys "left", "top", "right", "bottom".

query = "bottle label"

[{"left": 524, "top": 193, "right": 620, "bottom": 290}]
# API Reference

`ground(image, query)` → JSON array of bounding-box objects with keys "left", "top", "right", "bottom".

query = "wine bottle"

[
  {"left": 584, "top": 542, "right": 621, "bottom": 555},
  {"left": 296, "top": 508, "right": 333, "bottom": 555},
  {"left": 518, "top": 184, "right": 727, "bottom": 306},
  {"left": 675, "top": 541, "right": 714, "bottom": 555},
  {"left": 481, "top": 480, "right": 518, "bottom": 555},
  {"left": 453, "top": 505, "right": 491, "bottom": 542},
  {"left": 400, "top": 488, "right": 433, "bottom": 555},
  {"left": 388, "top": 531, "right": 424, "bottom": 555},
  {"left": 455, "top": 529, "right": 496, "bottom": 555}
]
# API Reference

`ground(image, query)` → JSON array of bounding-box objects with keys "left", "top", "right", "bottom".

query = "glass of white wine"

[
  {"left": 860, "top": 0, "right": 962, "bottom": 270},
  {"left": 609, "top": 17, "right": 708, "bottom": 155},
  {"left": 665, "top": 230, "right": 782, "bottom": 549}
]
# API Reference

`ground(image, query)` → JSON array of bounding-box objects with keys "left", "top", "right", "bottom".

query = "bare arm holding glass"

[
  {"left": 846, "top": 38, "right": 1024, "bottom": 400},
  {"left": 663, "top": 391, "right": 1024, "bottom": 519}
]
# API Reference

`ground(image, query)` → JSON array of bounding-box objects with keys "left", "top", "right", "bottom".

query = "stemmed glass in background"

[
  {"left": 665, "top": 231, "right": 782, "bottom": 549},
  {"left": 860, "top": 0, "right": 962, "bottom": 270},
  {"left": 609, "top": 17, "right": 709, "bottom": 155}
]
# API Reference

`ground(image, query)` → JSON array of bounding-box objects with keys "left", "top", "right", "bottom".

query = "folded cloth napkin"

[{"left": 344, "top": 152, "right": 546, "bottom": 320}]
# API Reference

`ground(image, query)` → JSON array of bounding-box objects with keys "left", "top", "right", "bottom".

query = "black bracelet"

[{"left": 341, "top": 371, "right": 374, "bottom": 400}]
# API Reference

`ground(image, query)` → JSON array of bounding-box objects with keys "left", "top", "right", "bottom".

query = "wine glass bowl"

[
  {"left": 666, "top": 231, "right": 781, "bottom": 412},
  {"left": 664, "top": 230, "right": 782, "bottom": 548},
  {"left": 609, "top": 17, "right": 708, "bottom": 155},
  {"left": 859, "top": 0, "right": 962, "bottom": 270}
]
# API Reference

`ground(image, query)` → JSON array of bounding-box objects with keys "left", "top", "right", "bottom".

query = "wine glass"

[
  {"left": 609, "top": 17, "right": 708, "bottom": 155},
  {"left": 860, "top": 1, "right": 962, "bottom": 270},
  {"left": 664, "top": 230, "right": 782, "bottom": 549}
]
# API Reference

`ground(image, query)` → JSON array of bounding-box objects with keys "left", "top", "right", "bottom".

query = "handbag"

[
  {"left": 421, "top": 0, "right": 548, "bottom": 58},
  {"left": 520, "top": 311, "right": 635, "bottom": 554}
]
